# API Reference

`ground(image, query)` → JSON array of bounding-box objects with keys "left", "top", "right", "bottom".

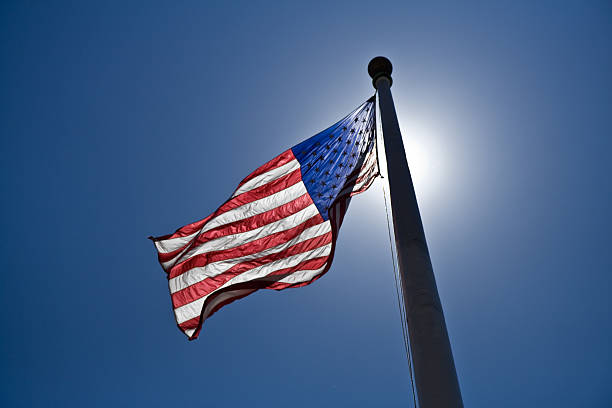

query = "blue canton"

[{"left": 291, "top": 96, "right": 377, "bottom": 220}]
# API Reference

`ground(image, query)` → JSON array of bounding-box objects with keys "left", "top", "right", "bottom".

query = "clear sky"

[{"left": 1, "top": 1, "right": 611, "bottom": 407}]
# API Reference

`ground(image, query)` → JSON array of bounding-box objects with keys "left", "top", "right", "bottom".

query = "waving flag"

[{"left": 150, "top": 96, "right": 378, "bottom": 340}]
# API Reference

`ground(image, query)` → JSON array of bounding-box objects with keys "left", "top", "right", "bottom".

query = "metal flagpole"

[{"left": 368, "top": 57, "right": 463, "bottom": 407}]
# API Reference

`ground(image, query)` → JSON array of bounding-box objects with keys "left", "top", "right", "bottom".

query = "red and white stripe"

[{"left": 151, "top": 146, "right": 378, "bottom": 340}]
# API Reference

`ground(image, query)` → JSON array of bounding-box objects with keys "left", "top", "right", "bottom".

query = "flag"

[{"left": 150, "top": 96, "right": 378, "bottom": 340}]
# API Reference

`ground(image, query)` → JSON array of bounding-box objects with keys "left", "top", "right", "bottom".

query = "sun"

[
  {"left": 376, "top": 118, "right": 448, "bottom": 208},
  {"left": 403, "top": 122, "right": 444, "bottom": 196}
]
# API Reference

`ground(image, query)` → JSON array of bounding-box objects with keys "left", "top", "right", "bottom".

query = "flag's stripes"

[
  {"left": 169, "top": 218, "right": 330, "bottom": 294},
  {"left": 351, "top": 166, "right": 378, "bottom": 195},
  {"left": 191, "top": 180, "right": 307, "bottom": 240},
  {"left": 340, "top": 165, "right": 378, "bottom": 198},
  {"left": 171, "top": 231, "right": 333, "bottom": 308},
  {"left": 177, "top": 260, "right": 329, "bottom": 337},
  {"left": 150, "top": 97, "right": 377, "bottom": 340},
  {"left": 169, "top": 214, "right": 326, "bottom": 281},
  {"left": 189, "top": 193, "right": 312, "bottom": 249},
  {"left": 180, "top": 251, "right": 329, "bottom": 320},
  {"left": 270, "top": 264, "right": 327, "bottom": 288},
  {"left": 156, "top": 169, "right": 303, "bottom": 270},
  {"left": 154, "top": 159, "right": 300, "bottom": 255},
  {"left": 167, "top": 193, "right": 314, "bottom": 275},
  {"left": 236, "top": 150, "right": 296, "bottom": 190},
  {"left": 233, "top": 158, "right": 300, "bottom": 198},
  {"left": 329, "top": 197, "right": 350, "bottom": 234},
  {"left": 179, "top": 182, "right": 306, "bottom": 252},
  {"left": 169, "top": 201, "right": 320, "bottom": 277},
  {"left": 159, "top": 178, "right": 307, "bottom": 271},
  {"left": 173, "top": 243, "right": 332, "bottom": 325},
  {"left": 336, "top": 149, "right": 378, "bottom": 199},
  {"left": 152, "top": 215, "right": 213, "bottom": 259},
  {"left": 152, "top": 215, "right": 213, "bottom": 244},
  {"left": 219, "top": 167, "right": 303, "bottom": 216}
]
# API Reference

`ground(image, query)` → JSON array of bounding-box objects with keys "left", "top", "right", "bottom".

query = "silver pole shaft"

[{"left": 369, "top": 57, "right": 463, "bottom": 408}]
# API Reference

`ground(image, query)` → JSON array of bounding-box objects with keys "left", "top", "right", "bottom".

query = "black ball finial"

[{"left": 368, "top": 56, "right": 393, "bottom": 88}]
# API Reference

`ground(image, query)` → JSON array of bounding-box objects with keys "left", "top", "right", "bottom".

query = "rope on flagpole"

[
  {"left": 382, "top": 182, "right": 418, "bottom": 408},
  {"left": 375, "top": 91, "right": 417, "bottom": 406}
]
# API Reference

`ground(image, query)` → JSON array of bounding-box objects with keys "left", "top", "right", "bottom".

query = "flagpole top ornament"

[{"left": 368, "top": 56, "right": 393, "bottom": 88}]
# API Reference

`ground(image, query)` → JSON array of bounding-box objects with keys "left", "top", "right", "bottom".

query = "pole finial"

[{"left": 368, "top": 56, "right": 393, "bottom": 88}]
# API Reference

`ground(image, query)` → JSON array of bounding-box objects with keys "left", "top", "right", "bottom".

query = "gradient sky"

[{"left": 2, "top": 1, "right": 611, "bottom": 407}]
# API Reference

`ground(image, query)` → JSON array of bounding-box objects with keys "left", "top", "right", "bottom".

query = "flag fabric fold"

[{"left": 150, "top": 96, "right": 378, "bottom": 340}]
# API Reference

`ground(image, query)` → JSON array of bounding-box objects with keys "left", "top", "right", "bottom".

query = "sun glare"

[
  {"left": 403, "top": 122, "right": 445, "bottom": 196},
  {"left": 376, "top": 119, "right": 448, "bottom": 207}
]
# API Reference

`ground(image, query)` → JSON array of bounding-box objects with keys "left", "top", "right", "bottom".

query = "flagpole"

[{"left": 369, "top": 57, "right": 463, "bottom": 407}]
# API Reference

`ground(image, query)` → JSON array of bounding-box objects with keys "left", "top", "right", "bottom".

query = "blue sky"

[{"left": 1, "top": 1, "right": 611, "bottom": 407}]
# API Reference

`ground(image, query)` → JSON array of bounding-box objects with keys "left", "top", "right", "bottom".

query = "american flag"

[{"left": 150, "top": 96, "right": 378, "bottom": 340}]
